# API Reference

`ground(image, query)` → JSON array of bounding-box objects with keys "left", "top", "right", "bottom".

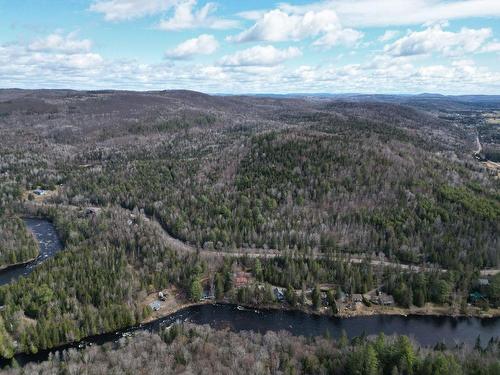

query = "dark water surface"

[
  {"left": 0, "top": 218, "right": 63, "bottom": 286},
  {"left": 1, "top": 220, "right": 499, "bottom": 368},
  {"left": 176, "top": 304, "right": 500, "bottom": 347},
  {"left": 3, "top": 304, "right": 499, "bottom": 368}
]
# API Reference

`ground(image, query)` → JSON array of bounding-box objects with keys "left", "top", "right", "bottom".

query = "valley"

[{"left": 0, "top": 90, "right": 499, "bottom": 370}]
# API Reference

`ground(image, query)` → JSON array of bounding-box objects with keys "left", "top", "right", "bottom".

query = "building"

[
  {"left": 274, "top": 287, "right": 285, "bottom": 301},
  {"left": 34, "top": 189, "right": 47, "bottom": 196},
  {"left": 478, "top": 279, "right": 490, "bottom": 287},
  {"left": 378, "top": 294, "right": 395, "bottom": 306},
  {"left": 202, "top": 289, "right": 214, "bottom": 300},
  {"left": 233, "top": 271, "right": 251, "bottom": 288},
  {"left": 149, "top": 301, "right": 161, "bottom": 311},
  {"left": 352, "top": 294, "right": 363, "bottom": 303},
  {"left": 469, "top": 291, "right": 487, "bottom": 305}
]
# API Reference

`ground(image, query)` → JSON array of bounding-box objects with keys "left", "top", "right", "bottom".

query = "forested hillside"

[
  {"left": 0, "top": 216, "right": 38, "bottom": 268},
  {"left": 6, "top": 323, "right": 499, "bottom": 375},
  {"left": 0, "top": 207, "right": 204, "bottom": 355},
  {"left": 0, "top": 90, "right": 498, "bottom": 269},
  {"left": 0, "top": 90, "right": 498, "bottom": 361}
]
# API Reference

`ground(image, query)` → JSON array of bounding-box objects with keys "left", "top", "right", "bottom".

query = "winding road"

[{"left": 23, "top": 201, "right": 500, "bottom": 276}]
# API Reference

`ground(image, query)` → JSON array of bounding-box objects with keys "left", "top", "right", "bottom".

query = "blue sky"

[{"left": 1, "top": 0, "right": 500, "bottom": 94}]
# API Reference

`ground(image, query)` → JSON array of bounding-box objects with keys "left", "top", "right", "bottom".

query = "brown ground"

[
  {"left": 22, "top": 187, "right": 60, "bottom": 203},
  {"left": 140, "top": 286, "right": 212, "bottom": 324},
  {"left": 337, "top": 302, "right": 500, "bottom": 318}
]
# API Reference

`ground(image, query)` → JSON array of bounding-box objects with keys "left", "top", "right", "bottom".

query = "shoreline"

[
  {"left": 0, "top": 216, "right": 41, "bottom": 272},
  {"left": 0, "top": 225, "right": 40, "bottom": 271},
  {"left": 3, "top": 299, "right": 498, "bottom": 366},
  {"left": 0, "top": 256, "right": 37, "bottom": 272},
  {"left": 140, "top": 298, "right": 500, "bottom": 326}
]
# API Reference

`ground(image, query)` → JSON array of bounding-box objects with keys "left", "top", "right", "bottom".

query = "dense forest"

[
  {"left": 0, "top": 215, "right": 38, "bottom": 268},
  {"left": 0, "top": 207, "right": 205, "bottom": 356},
  {"left": 0, "top": 90, "right": 499, "bottom": 363},
  {"left": 52, "top": 108, "right": 499, "bottom": 269},
  {"left": 4, "top": 323, "right": 499, "bottom": 375}
]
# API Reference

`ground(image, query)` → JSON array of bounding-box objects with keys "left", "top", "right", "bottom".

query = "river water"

[
  {"left": 1, "top": 219, "right": 499, "bottom": 368},
  {"left": 0, "top": 218, "right": 63, "bottom": 286}
]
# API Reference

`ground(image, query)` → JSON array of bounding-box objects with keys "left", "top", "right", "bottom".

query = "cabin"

[
  {"left": 469, "top": 291, "right": 487, "bottom": 305},
  {"left": 274, "top": 287, "right": 285, "bottom": 301},
  {"left": 352, "top": 294, "right": 363, "bottom": 303},
  {"left": 233, "top": 271, "right": 252, "bottom": 288},
  {"left": 478, "top": 279, "right": 490, "bottom": 287},
  {"left": 149, "top": 301, "right": 161, "bottom": 311},
  {"left": 158, "top": 291, "right": 166, "bottom": 301},
  {"left": 202, "top": 289, "right": 214, "bottom": 300},
  {"left": 378, "top": 294, "right": 394, "bottom": 306}
]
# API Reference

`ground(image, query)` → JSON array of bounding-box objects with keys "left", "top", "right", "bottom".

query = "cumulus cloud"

[
  {"left": 0, "top": 31, "right": 104, "bottom": 83},
  {"left": 219, "top": 45, "right": 301, "bottom": 67},
  {"left": 378, "top": 30, "right": 399, "bottom": 42},
  {"left": 482, "top": 42, "right": 500, "bottom": 53},
  {"left": 278, "top": 0, "right": 500, "bottom": 28},
  {"left": 165, "top": 34, "right": 218, "bottom": 59},
  {"left": 384, "top": 24, "right": 492, "bottom": 57},
  {"left": 227, "top": 8, "right": 362, "bottom": 47},
  {"left": 89, "top": 0, "right": 176, "bottom": 21},
  {"left": 1, "top": 28, "right": 500, "bottom": 94},
  {"left": 29, "top": 32, "right": 93, "bottom": 53},
  {"left": 158, "top": 0, "right": 238, "bottom": 30}
]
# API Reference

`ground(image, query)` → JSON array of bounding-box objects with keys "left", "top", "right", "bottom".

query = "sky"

[{"left": 1, "top": 0, "right": 500, "bottom": 94}]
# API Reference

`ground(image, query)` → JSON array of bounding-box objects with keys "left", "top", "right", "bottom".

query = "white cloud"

[
  {"left": 165, "top": 34, "right": 218, "bottom": 59},
  {"left": 482, "top": 42, "right": 500, "bottom": 53},
  {"left": 378, "top": 30, "right": 399, "bottom": 42},
  {"left": 278, "top": 0, "right": 500, "bottom": 28},
  {"left": 314, "top": 28, "right": 363, "bottom": 47},
  {"left": 29, "top": 32, "right": 92, "bottom": 53},
  {"left": 228, "top": 8, "right": 362, "bottom": 47},
  {"left": 158, "top": 0, "right": 238, "bottom": 30},
  {"left": 2, "top": 30, "right": 500, "bottom": 94},
  {"left": 90, "top": 0, "right": 175, "bottom": 21},
  {"left": 219, "top": 45, "right": 301, "bottom": 66},
  {"left": 384, "top": 24, "right": 492, "bottom": 57},
  {"left": 236, "top": 10, "right": 266, "bottom": 21}
]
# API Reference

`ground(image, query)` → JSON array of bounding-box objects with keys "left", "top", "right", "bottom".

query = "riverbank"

[
  {"left": 0, "top": 216, "right": 41, "bottom": 271},
  {"left": 0, "top": 255, "right": 37, "bottom": 271},
  {"left": 139, "top": 294, "right": 500, "bottom": 327}
]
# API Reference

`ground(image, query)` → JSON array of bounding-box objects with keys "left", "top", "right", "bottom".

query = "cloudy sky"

[{"left": 1, "top": 0, "right": 500, "bottom": 94}]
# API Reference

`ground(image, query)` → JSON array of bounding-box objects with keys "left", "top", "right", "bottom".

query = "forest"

[
  {"left": 0, "top": 89, "right": 499, "bottom": 364},
  {"left": 4, "top": 323, "right": 500, "bottom": 375},
  {"left": 0, "top": 215, "right": 38, "bottom": 268}
]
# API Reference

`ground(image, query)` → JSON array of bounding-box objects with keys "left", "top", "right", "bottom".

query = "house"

[
  {"left": 202, "top": 289, "right": 214, "bottom": 300},
  {"left": 149, "top": 301, "right": 161, "bottom": 311},
  {"left": 233, "top": 271, "right": 251, "bottom": 288},
  {"left": 352, "top": 294, "right": 363, "bottom": 303},
  {"left": 478, "top": 279, "right": 490, "bottom": 287},
  {"left": 378, "top": 294, "right": 394, "bottom": 306},
  {"left": 158, "top": 291, "right": 166, "bottom": 301},
  {"left": 274, "top": 287, "right": 285, "bottom": 301},
  {"left": 469, "top": 291, "right": 486, "bottom": 304}
]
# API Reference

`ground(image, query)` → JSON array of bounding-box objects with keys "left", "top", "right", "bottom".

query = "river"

[
  {"left": 0, "top": 218, "right": 63, "bottom": 286},
  {"left": 1, "top": 220, "right": 499, "bottom": 368},
  {"left": 3, "top": 303, "right": 500, "bottom": 368}
]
